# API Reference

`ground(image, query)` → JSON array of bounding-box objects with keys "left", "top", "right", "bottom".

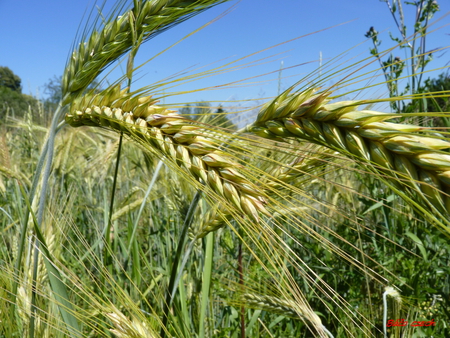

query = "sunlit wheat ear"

[
  {"left": 61, "top": 0, "right": 229, "bottom": 103},
  {"left": 242, "top": 293, "right": 334, "bottom": 338},
  {"left": 111, "top": 197, "right": 145, "bottom": 222},
  {"left": 16, "top": 285, "right": 31, "bottom": 328},
  {"left": 198, "top": 145, "right": 337, "bottom": 238},
  {"left": 0, "top": 131, "right": 11, "bottom": 170},
  {"left": 0, "top": 129, "right": 31, "bottom": 186},
  {"left": 383, "top": 286, "right": 402, "bottom": 338},
  {"left": 105, "top": 305, "right": 156, "bottom": 338},
  {"left": 66, "top": 86, "right": 268, "bottom": 236},
  {"left": 196, "top": 203, "right": 231, "bottom": 238},
  {"left": 248, "top": 88, "right": 450, "bottom": 215}
]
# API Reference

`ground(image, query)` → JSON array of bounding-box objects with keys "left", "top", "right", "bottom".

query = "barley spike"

[
  {"left": 250, "top": 89, "right": 450, "bottom": 214},
  {"left": 242, "top": 293, "right": 333, "bottom": 337},
  {"left": 66, "top": 87, "right": 267, "bottom": 237},
  {"left": 62, "top": 0, "right": 229, "bottom": 103}
]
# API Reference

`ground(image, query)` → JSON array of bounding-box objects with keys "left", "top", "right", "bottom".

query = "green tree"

[
  {"left": 179, "top": 102, "right": 237, "bottom": 130},
  {"left": 0, "top": 66, "right": 22, "bottom": 93},
  {"left": 44, "top": 76, "right": 63, "bottom": 105},
  {"left": 424, "top": 72, "right": 450, "bottom": 111},
  {"left": 0, "top": 67, "right": 39, "bottom": 120},
  {"left": 42, "top": 75, "right": 63, "bottom": 113},
  {"left": 401, "top": 72, "right": 450, "bottom": 126}
]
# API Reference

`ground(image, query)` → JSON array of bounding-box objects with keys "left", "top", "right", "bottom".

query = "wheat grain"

[
  {"left": 17, "top": 286, "right": 31, "bottom": 325},
  {"left": 105, "top": 306, "right": 155, "bottom": 338},
  {"left": 111, "top": 198, "right": 145, "bottom": 222},
  {"left": 249, "top": 89, "right": 450, "bottom": 214},
  {"left": 0, "top": 130, "right": 11, "bottom": 169},
  {"left": 242, "top": 293, "right": 333, "bottom": 337},
  {"left": 62, "top": 0, "right": 229, "bottom": 103},
  {"left": 243, "top": 293, "right": 303, "bottom": 318},
  {"left": 196, "top": 204, "right": 230, "bottom": 237},
  {"left": 66, "top": 87, "right": 268, "bottom": 237}
]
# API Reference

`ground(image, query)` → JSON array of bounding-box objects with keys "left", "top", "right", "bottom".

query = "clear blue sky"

[{"left": 1, "top": 0, "right": 449, "bottom": 108}]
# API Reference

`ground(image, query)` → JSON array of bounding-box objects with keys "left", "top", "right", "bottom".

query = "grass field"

[{"left": 1, "top": 1, "right": 449, "bottom": 337}]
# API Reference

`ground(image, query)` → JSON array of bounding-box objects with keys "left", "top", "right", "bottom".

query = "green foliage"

[
  {"left": 0, "top": 66, "right": 22, "bottom": 93},
  {"left": 423, "top": 72, "right": 450, "bottom": 111},
  {"left": 180, "top": 102, "right": 237, "bottom": 130},
  {"left": 0, "top": 67, "right": 41, "bottom": 121},
  {"left": 0, "top": 85, "right": 40, "bottom": 120},
  {"left": 365, "top": 0, "right": 441, "bottom": 113},
  {"left": 400, "top": 72, "right": 450, "bottom": 128}
]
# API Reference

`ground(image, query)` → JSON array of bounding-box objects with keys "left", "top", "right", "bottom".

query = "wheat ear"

[
  {"left": 62, "top": 0, "right": 228, "bottom": 103},
  {"left": 105, "top": 305, "right": 155, "bottom": 338},
  {"left": 66, "top": 86, "right": 268, "bottom": 237},
  {"left": 248, "top": 88, "right": 450, "bottom": 215},
  {"left": 242, "top": 293, "right": 334, "bottom": 338}
]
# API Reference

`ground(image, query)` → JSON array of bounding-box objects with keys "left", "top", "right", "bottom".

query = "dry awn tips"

[
  {"left": 66, "top": 87, "right": 268, "bottom": 236},
  {"left": 249, "top": 89, "right": 450, "bottom": 214}
]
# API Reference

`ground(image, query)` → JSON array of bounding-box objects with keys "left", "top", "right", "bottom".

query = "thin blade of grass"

[
  {"left": 199, "top": 231, "right": 214, "bottom": 338},
  {"left": 18, "top": 183, "right": 81, "bottom": 338}
]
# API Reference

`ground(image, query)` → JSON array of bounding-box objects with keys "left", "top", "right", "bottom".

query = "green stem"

[
  {"left": 29, "top": 246, "right": 39, "bottom": 338},
  {"left": 103, "top": 132, "right": 124, "bottom": 268},
  {"left": 27, "top": 103, "right": 64, "bottom": 338},
  {"left": 239, "top": 241, "right": 245, "bottom": 338},
  {"left": 19, "top": 182, "right": 80, "bottom": 338},
  {"left": 160, "top": 191, "right": 202, "bottom": 338},
  {"left": 199, "top": 232, "right": 214, "bottom": 338},
  {"left": 383, "top": 290, "right": 388, "bottom": 338},
  {"left": 127, "top": 160, "right": 163, "bottom": 254}
]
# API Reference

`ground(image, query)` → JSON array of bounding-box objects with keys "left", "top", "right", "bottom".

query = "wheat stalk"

[
  {"left": 62, "top": 0, "right": 229, "bottom": 103},
  {"left": 248, "top": 88, "right": 450, "bottom": 215},
  {"left": 66, "top": 87, "right": 268, "bottom": 237}
]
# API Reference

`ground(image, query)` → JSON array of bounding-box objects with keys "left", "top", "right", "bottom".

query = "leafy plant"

[{"left": 365, "top": 0, "right": 441, "bottom": 113}]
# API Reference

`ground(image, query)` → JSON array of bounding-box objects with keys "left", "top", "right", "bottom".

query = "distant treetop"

[{"left": 0, "top": 66, "right": 22, "bottom": 93}]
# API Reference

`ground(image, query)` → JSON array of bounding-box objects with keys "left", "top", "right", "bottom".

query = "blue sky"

[{"left": 1, "top": 0, "right": 449, "bottom": 109}]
